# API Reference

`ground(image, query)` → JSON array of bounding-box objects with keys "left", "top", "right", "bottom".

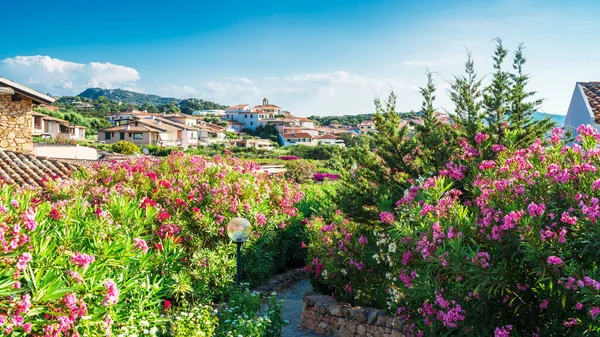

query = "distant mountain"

[
  {"left": 77, "top": 88, "right": 227, "bottom": 113},
  {"left": 534, "top": 112, "right": 565, "bottom": 127},
  {"left": 78, "top": 88, "right": 181, "bottom": 106}
]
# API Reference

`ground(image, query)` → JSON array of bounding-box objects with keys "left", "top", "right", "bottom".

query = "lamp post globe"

[{"left": 227, "top": 218, "right": 251, "bottom": 286}]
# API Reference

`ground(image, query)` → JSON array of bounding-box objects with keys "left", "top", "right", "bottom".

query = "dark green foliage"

[
  {"left": 336, "top": 92, "right": 415, "bottom": 219},
  {"left": 35, "top": 108, "right": 110, "bottom": 135},
  {"left": 309, "top": 114, "right": 374, "bottom": 127},
  {"left": 111, "top": 141, "right": 140, "bottom": 154},
  {"left": 179, "top": 98, "right": 227, "bottom": 114},
  {"left": 253, "top": 124, "right": 279, "bottom": 143},
  {"left": 288, "top": 144, "right": 344, "bottom": 161},
  {"left": 414, "top": 70, "right": 457, "bottom": 174}
]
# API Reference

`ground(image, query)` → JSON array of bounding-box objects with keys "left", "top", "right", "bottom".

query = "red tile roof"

[
  {"left": 0, "top": 149, "right": 80, "bottom": 188},
  {"left": 317, "top": 134, "right": 338, "bottom": 140},
  {"left": 581, "top": 82, "right": 600, "bottom": 122},
  {"left": 284, "top": 133, "right": 313, "bottom": 139}
]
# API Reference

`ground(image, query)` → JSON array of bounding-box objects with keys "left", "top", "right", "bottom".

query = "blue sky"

[{"left": 1, "top": 0, "right": 598, "bottom": 116}]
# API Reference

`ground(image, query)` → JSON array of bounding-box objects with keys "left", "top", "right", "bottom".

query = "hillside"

[{"left": 78, "top": 88, "right": 182, "bottom": 106}]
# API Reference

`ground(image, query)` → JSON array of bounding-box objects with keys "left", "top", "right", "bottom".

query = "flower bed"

[
  {"left": 278, "top": 156, "right": 299, "bottom": 161},
  {"left": 305, "top": 128, "right": 600, "bottom": 336},
  {"left": 312, "top": 173, "right": 340, "bottom": 182},
  {"left": 1, "top": 152, "right": 302, "bottom": 335}
]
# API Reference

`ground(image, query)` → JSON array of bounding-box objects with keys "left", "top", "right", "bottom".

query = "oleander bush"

[
  {"left": 306, "top": 127, "right": 600, "bottom": 336},
  {"left": 0, "top": 152, "right": 300, "bottom": 336}
]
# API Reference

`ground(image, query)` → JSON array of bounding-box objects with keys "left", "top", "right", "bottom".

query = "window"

[
  {"left": 245, "top": 114, "right": 248, "bottom": 118},
  {"left": 105, "top": 132, "right": 111, "bottom": 140},
  {"left": 250, "top": 121, "right": 253, "bottom": 126},
  {"left": 133, "top": 133, "right": 143, "bottom": 140},
  {"left": 120, "top": 132, "right": 125, "bottom": 140}
]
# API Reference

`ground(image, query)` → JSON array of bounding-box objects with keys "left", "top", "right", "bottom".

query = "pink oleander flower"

[
  {"left": 492, "top": 144, "right": 506, "bottom": 153},
  {"left": 380, "top": 211, "right": 395, "bottom": 224},
  {"left": 540, "top": 299, "right": 550, "bottom": 310},
  {"left": 550, "top": 127, "right": 564, "bottom": 144},
  {"left": 67, "top": 270, "right": 84, "bottom": 284},
  {"left": 102, "top": 279, "right": 120, "bottom": 306},
  {"left": 576, "top": 302, "right": 584, "bottom": 310},
  {"left": 358, "top": 235, "right": 368, "bottom": 245},
  {"left": 495, "top": 325, "right": 513, "bottom": 337},
  {"left": 527, "top": 202, "right": 546, "bottom": 217},
  {"left": 10, "top": 199, "right": 19, "bottom": 208},
  {"left": 256, "top": 212, "right": 267, "bottom": 226},
  {"left": 590, "top": 307, "right": 600, "bottom": 319},
  {"left": 547, "top": 256, "right": 563, "bottom": 265},
  {"left": 133, "top": 238, "right": 149, "bottom": 253},
  {"left": 23, "top": 208, "right": 37, "bottom": 231},
  {"left": 563, "top": 318, "right": 578, "bottom": 327},
  {"left": 475, "top": 132, "right": 489, "bottom": 144},
  {"left": 70, "top": 253, "right": 95, "bottom": 270},
  {"left": 16, "top": 253, "right": 32, "bottom": 271}
]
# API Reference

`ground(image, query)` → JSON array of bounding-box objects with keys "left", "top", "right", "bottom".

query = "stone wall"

[
  {"left": 301, "top": 292, "right": 408, "bottom": 337},
  {"left": 0, "top": 95, "right": 34, "bottom": 153}
]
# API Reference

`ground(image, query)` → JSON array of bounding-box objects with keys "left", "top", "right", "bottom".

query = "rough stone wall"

[
  {"left": 0, "top": 95, "right": 33, "bottom": 153},
  {"left": 302, "top": 292, "right": 407, "bottom": 337}
]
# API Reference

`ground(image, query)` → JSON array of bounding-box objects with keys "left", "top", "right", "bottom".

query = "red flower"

[
  {"left": 154, "top": 243, "right": 163, "bottom": 251},
  {"left": 48, "top": 208, "right": 61, "bottom": 220},
  {"left": 163, "top": 300, "right": 171, "bottom": 310}
]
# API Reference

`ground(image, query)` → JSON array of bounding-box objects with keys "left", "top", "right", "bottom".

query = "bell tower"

[{"left": 262, "top": 97, "right": 269, "bottom": 106}]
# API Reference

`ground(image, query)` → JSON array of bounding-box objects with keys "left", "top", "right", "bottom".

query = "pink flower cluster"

[
  {"left": 102, "top": 279, "right": 120, "bottom": 306},
  {"left": 70, "top": 253, "right": 95, "bottom": 270}
]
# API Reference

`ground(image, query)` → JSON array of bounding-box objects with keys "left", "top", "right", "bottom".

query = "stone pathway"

[{"left": 279, "top": 278, "right": 323, "bottom": 337}]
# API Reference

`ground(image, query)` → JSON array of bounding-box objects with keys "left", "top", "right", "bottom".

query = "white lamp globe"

[{"left": 227, "top": 218, "right": 251, "bottom": 243}]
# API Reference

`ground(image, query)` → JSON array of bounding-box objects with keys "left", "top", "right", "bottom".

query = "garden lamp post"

[{"left": 227, "top": 218, "right": 251, "bottom": 286}]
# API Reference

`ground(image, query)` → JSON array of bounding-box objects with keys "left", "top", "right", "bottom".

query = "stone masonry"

[
  {"left": 0, "top": 95, "right": 34, "bottom": 153},
  {"left": 301, "top": 292, "right": 408, "bottom": 337}
]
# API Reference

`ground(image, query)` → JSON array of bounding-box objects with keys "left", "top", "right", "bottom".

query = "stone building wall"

[
  {"left": 0, "top": 95, "right": 34, "bottom": 153},
  {"left": 301, "top": 292, "right": 408, "bottom": 337}
]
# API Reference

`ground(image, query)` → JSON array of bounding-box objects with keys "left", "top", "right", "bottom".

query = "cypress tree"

[
  {"left": 449, "top": 51, "right": 484, "bottom": 144},
  {"left": 483, "top": 37, "right": 511, "bottom": 145},
  {"left": 507, "top": 43, "right": 555, "bottom": 147}
]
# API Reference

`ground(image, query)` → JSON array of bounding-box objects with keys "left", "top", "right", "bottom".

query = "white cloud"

[
  {"left": 233, "top": 77, "right": 254, "bottom": 85},
  {"left": 157, "top": 85, "right": 199, "bottom": 98},
  {"left": 0, "top": 55, "right": 140, "bottom": 95},
  {"left": 402, "top": 60, "right": 438, "bottom": 67}
]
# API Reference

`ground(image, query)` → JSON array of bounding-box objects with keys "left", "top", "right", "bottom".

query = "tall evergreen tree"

[
  {"left": 506, "top": 43, "right": 555, "bottom": 147},
  {"left": 449, "top": 51, "right": 484, "bottom": 144},
  {"left": 415, "top": 70, "right": 456, "bottom": 174},
  {"left": 483, "top": 38, "right": 511, "bottom": 145}
]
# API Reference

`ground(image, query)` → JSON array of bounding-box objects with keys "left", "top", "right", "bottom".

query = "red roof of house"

[
  {"left": 284, "top": 133, "right": 313, "bottom": 139},
  {"left": 581, "top": 82, "right": 600, "bottom": 122},
  {"left": 226, "top": 104, "right": 250, "bottom": 110},
  {"left": 317, "top": 134, "right": 338, "bottom": 140},
  {"left": 0, "top": 149, "right": 80, "bottom": 188}
]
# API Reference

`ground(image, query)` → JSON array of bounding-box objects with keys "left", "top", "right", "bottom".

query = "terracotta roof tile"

[
  {"left": 581, "top": 82, "right": 600, "bottom": 123},
  {"left": 0, "top": 149, "right": 80, "bottom": 188}
]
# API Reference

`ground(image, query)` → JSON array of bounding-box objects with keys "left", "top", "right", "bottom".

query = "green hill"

[
  {"left": 78, "top": 88, "right": 181, "bottom": 106},
  {"left": 77, "top": 88, "right": 227, "bottom": 113}
]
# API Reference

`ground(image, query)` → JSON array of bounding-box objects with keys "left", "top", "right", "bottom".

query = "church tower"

[{"left": 262, "top": 97, "right": 269, "bottom": 106}]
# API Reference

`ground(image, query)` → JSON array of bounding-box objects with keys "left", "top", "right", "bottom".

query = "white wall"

[
  {"left": 564, "top": 83, "right": 597, "bottom": 133},
  {"left": 34, "top": 144, "right": 98, "bottom": 160}
]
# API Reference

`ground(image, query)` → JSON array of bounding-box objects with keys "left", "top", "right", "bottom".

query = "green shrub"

[
  {"left": 284, "top": 160, "right": 318, "bottom": 184},
  {"left": 111, "top": 140, "right": 140, "bottom": 154}
]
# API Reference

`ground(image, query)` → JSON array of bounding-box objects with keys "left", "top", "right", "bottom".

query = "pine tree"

[
  {"left": 483, "top": 38, "right": 511, "bottom": 145},
  {"left": 449, "top": 51, "right": 484, "bottom": 144},
  {"left": 506, "top": 43, "right": 555, "bottom": 147},
  {"left": 415, "top": 70, "right": 456, "bottom": 174}
]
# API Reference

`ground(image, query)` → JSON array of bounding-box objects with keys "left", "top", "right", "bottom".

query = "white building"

[
  {"left": 316, "top": 134, "right": 345, "bottom": 147},
  {"left": 278, "top": 132, "right": 317, "bottom": 147},
  {"left": 564, "top": 82, "right": 600, "bottom": 133}
]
